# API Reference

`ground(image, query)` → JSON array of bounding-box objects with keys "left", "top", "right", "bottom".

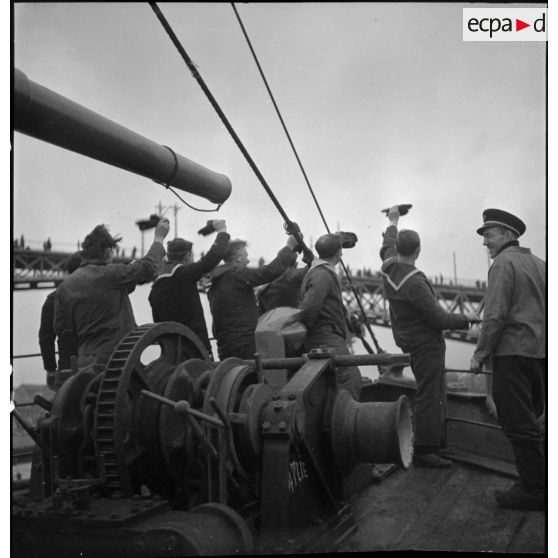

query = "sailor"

[
  {"left": 470, "top": 209, "right": 545, "bottom": 510},
  {"left": 54, "top": 218, "right": 170, "bottom": 367},
  {"left": 148, "top": 220, "right": 229, "bottom": 357},
  {"left": 297, "top": 233, "right": 362, "bottom": 400},
  {"left": 38, "top": 251, "right": 81, "bottom": 389},
  {"left": 380, "top": 206, "right": 478, "bottom": 468},
  {"left": 208, "top": 235, "right": 299, "bottom": 360}
]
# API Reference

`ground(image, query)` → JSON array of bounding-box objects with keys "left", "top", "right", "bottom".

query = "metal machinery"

[{"left": 12, "top": 309, "right": 414, "bottom": 556}]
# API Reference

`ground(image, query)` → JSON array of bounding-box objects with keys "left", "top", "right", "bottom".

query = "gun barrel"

[{"left": 14, "top": 68, "right": 231, "bottom": 204}]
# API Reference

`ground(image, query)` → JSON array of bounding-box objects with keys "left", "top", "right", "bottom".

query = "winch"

[{"left": 12, "top": 310, "right": 413, "bottom": 556}]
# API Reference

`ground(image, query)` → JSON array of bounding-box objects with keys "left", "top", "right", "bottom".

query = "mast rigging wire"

[
  {"left": 230, "top": 3, "right": 383, "bottom": 353},
  {"left": 149, "top": 2, "right": 313, "bottom": 264}
]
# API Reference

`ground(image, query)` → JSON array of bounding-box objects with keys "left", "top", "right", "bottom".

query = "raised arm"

[
  {"left": 380, "top": 206, "right": 400, "bottom": 262},
  {"left": 181, "top": 221, "right": 230, "bottom": 280},
  {"left": 107, "top": 218, "right": 170, "bottom": 286},
  {"left": 240, "top": 236, "right": 298, "bottom": 287}
]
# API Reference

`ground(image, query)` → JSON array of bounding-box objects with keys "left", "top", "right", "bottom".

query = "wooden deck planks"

[
  {"left": 428, "top": 465, "right": 495, "bottom": 551},
  {"left": 506, "top": 509, "right": 547, "bottom": 554},
  {"left": 456, "top": 473, "right": 521, "bottom": 552},
  {"left": 392, "top": 466, "right": 475, "bottom": 551},
  {"left": 340, "top": 466, "right": 454, "bottom": 551},
  {"left": 342, "top": 463, "right": 546, "bottom": 554}
]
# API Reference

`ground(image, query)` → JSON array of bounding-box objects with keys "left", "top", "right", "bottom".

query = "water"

[
  {"left": 11, "top": 286, "right": 476, "bottom": 388},
  {"left": 12, "top": 461, "right": 31, "bottom": 482}
]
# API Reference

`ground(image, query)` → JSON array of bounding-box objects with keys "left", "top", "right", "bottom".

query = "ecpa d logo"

[{"left": 463, "top": 8, "right": 547, "bottom": 42}]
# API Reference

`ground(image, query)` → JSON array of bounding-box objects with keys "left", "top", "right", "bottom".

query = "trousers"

[
  {"left": 305, "top": 331, "right": 362, "bottom": 400},
  {"left": 405, "top": 340, "right": 446, "bottom": 451},
  {"left": 493, "top": 355, "right": 546, "bottom": 493}
]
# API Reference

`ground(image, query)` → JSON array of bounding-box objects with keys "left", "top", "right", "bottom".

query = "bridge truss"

[
  {"left": 13, "top": 250, "right": 487, "bottom": 345},
  {"left": 12, "top": 249, "right": 131, "bottom": 290},
  {"left": 342, "top": 276, "right": 486, "bottom": 345}
]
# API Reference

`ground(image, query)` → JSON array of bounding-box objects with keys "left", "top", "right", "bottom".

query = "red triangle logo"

[{"left": 516, "top": 19, "right": 530, "bottom": 31}]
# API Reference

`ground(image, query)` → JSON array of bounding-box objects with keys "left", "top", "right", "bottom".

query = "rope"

[
  {"left": 167, "top": 186, "right": 223, "bottom": 213},
  {"left": 231, "top": 3, "right": 383, "bottom": 353},
  {"left": 149, "top": 2, "right": 313, "bottom": 264},
  {"left": 230, "top": 3, "right": 330, "bottom": 231},
  {"left": 154, "top": 145, "right": 221, "bottom": 211}
]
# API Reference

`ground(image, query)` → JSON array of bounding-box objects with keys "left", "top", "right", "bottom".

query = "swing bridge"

[{"left": 13, "top": 247, "right": 486, "bottom": 344}]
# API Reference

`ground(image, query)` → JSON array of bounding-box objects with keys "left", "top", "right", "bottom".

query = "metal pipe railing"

[
  {"left": 445, "top": 415, "right": 501, "bottom": 431},
  {"left": 224, "top": 352, "right": 411, "bottom": 370},
  {"left": 12, "top": 353, "right": 43, "bottom": 360},
  {"left": 446, "top": 367, "right": 492, "bottom": 376}
]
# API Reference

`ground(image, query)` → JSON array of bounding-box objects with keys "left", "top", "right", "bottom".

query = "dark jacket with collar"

[
  {"left": 208, "top": 246, "right": 296, "bottom": 359},
  {"left": 54, "top": 240, "right": 165, "bottom": 363},
  {"left": 380, "top": 225, "right": 469, "bottom": 351},
  {"left": 149, "top": 231, "right": 230, "bottom": 351},
  {"left": 299, "top": 259, "right": 347, "bottom": 340}
]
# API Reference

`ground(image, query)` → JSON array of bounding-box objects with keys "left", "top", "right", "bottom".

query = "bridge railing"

[{"left": 12, "top": 249, "right": 133, "bottom": 289}]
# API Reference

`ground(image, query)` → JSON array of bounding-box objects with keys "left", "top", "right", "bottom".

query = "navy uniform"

[{"left": 380, "top": 218, "right": 470, "bottom": 467}]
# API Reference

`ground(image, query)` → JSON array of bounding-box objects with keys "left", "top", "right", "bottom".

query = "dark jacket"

[
  {"left": 299, "top": 260, "right": 347, "bottom": 341},
  {"left": 258, "top": 264, "right": 309, "bottom": 314},
  {"left": 54, "top": 241, "right": 165, "bottom": 364},
  {"left": 380, "top": 225, "right": 469, "bottom": 351},
  {"left": 208, "top": 246, "right": 296, "bottom": 359},
  {"left": 473, "top": 244, "right": 545, "bottom": 361},
  {"left": 149, "top": 232, "right": 230, "bottom": 351},
  {"left": 39, "top": 290, "right": 78, "bottom": 371}
]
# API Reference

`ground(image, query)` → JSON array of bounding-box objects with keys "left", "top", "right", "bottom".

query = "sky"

[{"left": 11, "top": 2, "right": 547, "bottom": 283}]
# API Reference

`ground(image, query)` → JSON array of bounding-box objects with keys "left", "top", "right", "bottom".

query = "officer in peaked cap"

[
  {"left": 476, "top": 209, "right": 527, "bottom": 260},
  {"left": 476, "top": 208, "right": 526, "bottom": 237},
  {"left": 471, "top": 207, "right": 546, "bottom": 510}
]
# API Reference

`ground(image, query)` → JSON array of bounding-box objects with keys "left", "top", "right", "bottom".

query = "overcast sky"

[{"left": 13, "top": 2, "right": 546, "bottom": 282}]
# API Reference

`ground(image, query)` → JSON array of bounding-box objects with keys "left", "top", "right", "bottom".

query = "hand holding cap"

[
  {"left": 212, "top": 219, "right": 227, "bottom": 233},
  {"left": 154, "top": 217, "right": 170, "bottom": 240},
  {"left": 381, "top": 204, "right": 412, "bottom": 218}
]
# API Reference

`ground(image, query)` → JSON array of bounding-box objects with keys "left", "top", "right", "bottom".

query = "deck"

[{"left": 341, "top": 462, "right": 546, "bottom": 554}]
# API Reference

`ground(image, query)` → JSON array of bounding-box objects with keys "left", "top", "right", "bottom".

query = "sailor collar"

[{"left": 380, "top": 259, "right": 422, "bottom": 292}]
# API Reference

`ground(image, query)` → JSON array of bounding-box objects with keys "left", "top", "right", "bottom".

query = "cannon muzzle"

[{"left": 14, "top": 68, "right": 231, "bottom": 204}]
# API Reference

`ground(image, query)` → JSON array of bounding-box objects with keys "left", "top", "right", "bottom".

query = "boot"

[
  {"left": 512, "top": 441, "right": 545, "bottom": 494},
  {"left": 495, "top": 483, "right": 545, "bottom": 511}
]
